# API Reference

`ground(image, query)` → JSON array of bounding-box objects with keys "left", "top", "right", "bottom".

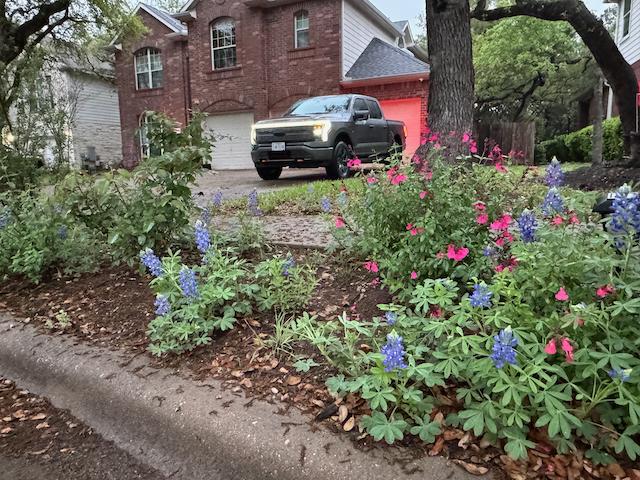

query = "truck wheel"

[
  {"left": 326, "top": 141, "right": 351, "bottom": 180},
  {"left": 256, "top": 166, "right": 282, "bottom": 180}
]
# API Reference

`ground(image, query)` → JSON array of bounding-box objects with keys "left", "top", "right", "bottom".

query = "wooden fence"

[{"left": 475, "top": 122, "right": 536, "bottom": 165}]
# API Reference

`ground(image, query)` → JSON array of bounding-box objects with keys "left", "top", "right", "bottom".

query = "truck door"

[
  {"left": 366, "top": 99, "right": 390, "bottom": 159},
  {"left": 352, "top": 97, "right": 373, "bottom": 158}
]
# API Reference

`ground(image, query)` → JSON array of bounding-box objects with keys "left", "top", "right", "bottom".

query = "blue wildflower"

[
  {"left": 490, "top": 328, "right": 518, "bottom": 369},
  {"left": 470, "top": 284, "right": 493, "bottom": 309},
  {"left": 212, "top": 190, "right": 223, "bottom": 208},
  {"left": 57, "top": 225, "right": 68, "bottom": 240},
  {"left": 320, "top": 196, "right": 331, "bottom": 213},
  {"left": 384, "top": 311, "right": 397, "bottom": 326},
  {"left": 248, "top": 189, "right": 262, "bottom": 216},
  {"left": 608, "top": 368, "right": 632, "bottom": 382},
  {"left": 178, "top": 267, "right": 199, "bottom": 300},
  {"left": 609, "top": 185, "right": 640, "bottom": 249},
  {"left": 542, "top": 188, "right": 564, "bottom": 216},
  {"left": 483, "top": 246, "right": 495, "bottom": 257},
  {"left": 200, "top": 207, "right": 211, "bottom": 226},
  {"left": 194, "top": 220, "right": 211, "bottom": 254},
  {"left": 545, "top": 157, "right": 565, "bottom": 187},
  {"left": 140, "top": 248, "right": 163, "bottom": 277},
  {"left": 381, "top": 333, "right": 407, "bottom": 372},
  {"left": 282, "top": 256, "right": 296, "bottom": 277},
  {"left": 517, "top": 210, "right": 538, "bottom": 243},
  {"left": 154, "top": 295, "right": 171, "bottom": 316}
]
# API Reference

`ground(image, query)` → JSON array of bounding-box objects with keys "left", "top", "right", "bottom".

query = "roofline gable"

[{"left": 136, "top": 2, "right": 186, "bottom": 34}]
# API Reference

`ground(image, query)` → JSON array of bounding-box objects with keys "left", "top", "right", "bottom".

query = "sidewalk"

[{"left": 0, "top": 314, "right": 486, "bottom": 480}]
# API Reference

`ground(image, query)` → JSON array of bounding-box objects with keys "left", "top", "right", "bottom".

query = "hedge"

[{"left": 534, "top": 117, "right": 624, "bottom": 164}]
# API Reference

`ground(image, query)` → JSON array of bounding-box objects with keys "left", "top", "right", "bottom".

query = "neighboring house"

[{"left": 113, "top": 1, "right": 430, "bottom": 169}]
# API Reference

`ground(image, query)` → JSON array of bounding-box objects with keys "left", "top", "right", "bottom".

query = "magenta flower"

[
  {"left": 335, "top": 217, "right": 345, "bottom": 228},
  {"left": 555, "top": 287, "right": 569, "bottom": 302},
  {"left": 364, "top": 261, "right": 379, "bottom": 273},
  {"left": 410, "top": 271, "right": 418, "bottom": 280},
  {"left": 447, "top": 245, "right": 469, "bottom": 262}
]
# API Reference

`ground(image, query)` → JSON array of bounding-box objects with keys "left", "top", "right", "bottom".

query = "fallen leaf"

[
  {"left": 231, "top": 370, "right": 243, "bottom": 378},
  {"left": 311, "top": 399, "right": 325, "bottom": 408},
  {"left": 607, "top": 463, "right": 626, "bottom": 478},
  {"left": 286, "top": 376, "right": 301, "bottom": 386},
  {"left": 30, "top": 413, "right": 47, "bottom": 421},
  {"left": 458, "top": 431, "right": 473, "bottom": 449},
  {"left": 2, "top": 417, "right": 12, "bottom": 423},
  {"left": 13, "top": 410, "right": 26, "bottom": 419},
  {"left": 35, "top": 422, "right": 50, "bottom": 430},
  {"left": 429, "top": 437, "right": 445, "bottom": 456},
  {"left": 452, "top": 460, "right": 488, "bottom": 476},
  {"left": 338, "top": 405, "right": 348, "bottom": 423},
  {"left": 240, "top": 378, "right": 253, "bottom": 389},
  {"left": 0, "top": 427, "right": 13, "bottom": 434},
  {"left": 443, "top": 428, "right": 464, "bottom": 441},
  {"left": 343, "top": 416, "right": 355, "bottom": 432}
]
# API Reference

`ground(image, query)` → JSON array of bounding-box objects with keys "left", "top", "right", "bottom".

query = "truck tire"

[
  {"left": 256, "top": 166, "right": 282, "bottom": 180},
  {"left": 326, "top": 141, "right": 351, "bottom": 180}
]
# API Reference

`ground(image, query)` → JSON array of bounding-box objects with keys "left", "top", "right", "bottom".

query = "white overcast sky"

[{"left": 369, "top": 0, "right": 610, "bottom": 33}]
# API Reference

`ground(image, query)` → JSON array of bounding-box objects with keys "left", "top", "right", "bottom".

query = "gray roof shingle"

[
  {"left": 140, "top": 3, "right": 186, "bottom": 34},
  {"left": 345, "top": 38, "right": 430, "bottom": 80},
  {"left": 392, "top": 20, "right": 409, "bottom": 32}
]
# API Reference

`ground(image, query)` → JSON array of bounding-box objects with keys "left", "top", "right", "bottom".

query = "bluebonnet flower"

[
  {"left": 517, "top": 210, "right": 538, "bottom": 243},
  {"left": 57, "top": 225, "right": 68, "bottom": 240},
  {"left": 337, "top": 191, "right": 348, "bottom": 208},
  {"left": 609, "top": 185, "right": 640, "bottom": 248},
  {"left": 320, "top": 196, "right": 331, "bottom": 213},
  {"left": 247, "top": 189, "right": 262, "bottom": 216},
  {"left": 384, "top": 311, "right": 397, "bottom": 326},
  {"left": 140, "top": 248, "right": 163, "bottom": 277},
  {"left": 490, "top": 328, "right": 518, "bottom": 369},
  {"left": 282, "top": 256, "right": 296, "bottom": 277},
  {"left": 194, "top": 220, "right": 211, "bottom": 254},
  {"left": 178, "top": 267, "right": 199, "bottom": 299},
  {"left": 200, "top": 207, "right": 211, "bottom": 226},
  {"left": 545, "top": 157, "right": 565, "bottom": 187},
  {"left": 608, "top": 368, "right": 631, "bottom": 382},
  {"left": 542, "top": 188, "right": 564, "bottom": 216},
  {"left": 470, "top": 284, "right": 493, "bottom": 308},
  {"left": 381, "top": 333, "right": 407, "bottom": 372},
  {"left": 154, "top": 295, "right": 171, "bottom": 316},
  {"left": 483, "top": 246, "right": 495, "bottom": 257},
  {"left": 212, "top": 190, "right": 223, "bottom": 208}
]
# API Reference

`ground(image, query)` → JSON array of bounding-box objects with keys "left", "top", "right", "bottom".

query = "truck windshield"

[{"left": 287, "top": 96, "right": 351, "bottom": 116}]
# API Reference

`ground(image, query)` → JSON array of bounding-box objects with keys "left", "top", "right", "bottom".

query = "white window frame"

[
  {"left": 134, "top": 48, "right": 163, "bottom": 90},
  {"left": 622, "top": 0, "right": 632, "bottom": 39},
  {"left": 294, "top": 10, "right": 310, "bottom": 49},
  {"left": 211, "top": 18, "right": 237, "bottom": 70}
]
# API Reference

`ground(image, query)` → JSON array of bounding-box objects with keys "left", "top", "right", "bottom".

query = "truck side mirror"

[{"left": 354, "top": 110, "right": 369, "bottom": 122}]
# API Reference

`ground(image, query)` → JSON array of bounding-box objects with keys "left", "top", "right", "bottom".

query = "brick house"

[{"left": 113, "top": 1, "right": 429, "bottom": 169}]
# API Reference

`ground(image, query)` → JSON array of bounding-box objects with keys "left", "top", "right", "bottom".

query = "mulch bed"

[
  {"left": 565, "top": 166, "right": 640, "bottom": 191},
  {"left": 1, "top": 254, "right": 639, "bottom": 480},
  {"left": 0, "top": 377, "right": 164, "bottom": 479}
]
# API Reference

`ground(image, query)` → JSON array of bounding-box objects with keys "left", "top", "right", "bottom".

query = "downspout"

[{"left": 182, "top": 40, "right": 193, "bottom": 123}]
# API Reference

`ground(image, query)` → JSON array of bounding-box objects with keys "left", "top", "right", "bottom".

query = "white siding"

[
  {"left": 69, "top": 72, "right": 122, "bottom": 168},
  {"left": 617, "top": 0, "right": 640, "bottom": 65},
  {"left": 341, "top": 0, "right": 398, "bottom": 78}
]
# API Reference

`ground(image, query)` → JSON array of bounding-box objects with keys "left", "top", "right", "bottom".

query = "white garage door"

[{"left": 204, "top": 112, "right": 254, "bottom": 170}]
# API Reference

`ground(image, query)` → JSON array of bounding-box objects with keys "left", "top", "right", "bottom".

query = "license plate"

[{"left": 271, "top": 142, "right": 286, "bottom": 152}]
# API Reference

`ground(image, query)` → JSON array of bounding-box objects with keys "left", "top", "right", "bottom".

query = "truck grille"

[{"left": 256, "top": 126, "right": 315, "bottom": 144}]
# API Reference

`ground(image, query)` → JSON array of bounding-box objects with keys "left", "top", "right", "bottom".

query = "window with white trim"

[
  {"left": 623, "top": 0, "right": 632, "bottom": 38},
  {"left": 211, "top": 18, "right": 237, "bottom": 69},
  {"left": 134, "top": 48, "right": 163, "bottom": 90},
  {"left": 294, "top": 10, "right": 310, "bottom": 49}
]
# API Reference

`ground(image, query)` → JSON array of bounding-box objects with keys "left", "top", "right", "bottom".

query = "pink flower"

[
  {"left": 560, "top": 338, "right": 574, "bottom": 363},
  {"left": 555, "top": 287, "right": 569, "bottom": 302},
  {"left": 390, "top": 174, "right": 407, "bottom": 185},
  {"left": 423, "top": 170, "right": 433, "bottom": 181},
  {"left": 430, "top": 307, "right": 443, "bottom": 318},
  {"left": 495, "top": 162, "right": 508, "bottom": 173},
  {"left": 490, "top": 214, "right": 512, "bottom": 232},
  {"left": 462, "top": 132, "right": 471, "bottom": 143},
  {"left": 469, "top": 141, "right": 478, "bottom": 154},
  {"left": 370, "top": 277, "right": 381, "bottom": 287},
  {"left": 551, "top": 216, "right": 564, "bottom": 226},
  {"left": 364, "top": 261, "right": 379, "bottom": 273},
  {"left": 347, "top": 158, "right": 362, "bottom": 169},
  {"left": 544, "top": 339, "right": 557, "bottom": 355},
  {"left": 447, "top": 244, "right": 469, "bottom": 262},
  {"left": 596, "top": 284, "right": 615, "bottom": 298},
  {"left": 366, "top": 176, "right": 378, "bottom": 185},
  {"left": 419, "top": 191, "right": 428, "bottom": 200},
  {"left": 569, "top": 214, "right": 580, "bottom": 225},
  {"left": 335, "top": 217, "right": 345, "bottom": 229},
  {"left": 476, "top": 214, "right": 488, "bottom": 225},
  {"left": 473, "top": 201, "right": 486, "bottom": 212},
  {"left": 410, "top": 271, "right": 418, "bottom": 280}
]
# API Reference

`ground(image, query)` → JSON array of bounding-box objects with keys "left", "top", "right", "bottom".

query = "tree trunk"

[
  {"left": 425, "top": 0, "right": 475, "bottom": 135},
  {"left": 472, "top": 0, "right": 640, "bottom": 166},
  {"left": 592, "top": 74, "right": 604, "bottom": 165}
]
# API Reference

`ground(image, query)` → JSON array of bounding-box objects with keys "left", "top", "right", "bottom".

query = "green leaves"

[
  {"left": 361, "top": 412, "right": 407, "bottom": 444},
  {"left": 293, "top": 358, "right": 320, "bottom": 373},
  {"left": 409, "top": 416, "right": 442, "bottom": 444},
  {"left": 362, "top": 386, "right": 396, "bottom": 412},
  {"left": 615, "top": 426, "right": 640, "bottom": 460}
]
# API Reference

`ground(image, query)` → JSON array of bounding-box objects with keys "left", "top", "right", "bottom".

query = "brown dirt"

[
  {"left": 565, "top": 166, "right": 640, "bottom": 191},
  {"left": 0, "top": 377, "right": 164, "bottom": 480}
]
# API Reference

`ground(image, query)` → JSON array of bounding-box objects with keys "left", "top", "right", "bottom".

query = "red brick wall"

[
  {"left": 115, "top": 10, "right": 189, "bottom": 168},
  {"left": 340, "top": 78, "right": 430, "bottom": 128}
]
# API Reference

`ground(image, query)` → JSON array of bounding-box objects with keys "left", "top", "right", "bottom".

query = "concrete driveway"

[{"left": 193, "top": 168, "right": 330, "bottom": 201}]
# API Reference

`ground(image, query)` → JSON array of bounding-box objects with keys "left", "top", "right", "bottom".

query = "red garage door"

[{"left": 380, "top": 98, "right": 422, "bottom": 155}]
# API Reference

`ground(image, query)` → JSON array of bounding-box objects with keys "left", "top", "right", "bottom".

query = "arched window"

[
  {"left": 134, "top": 48, "right": 163, "bottom": 90},
  {"left": 294, "top": 10, "right": 310, "bottom": 49},
  {"left": 211, "top": 18, "right": 237, "bottom": 69}
]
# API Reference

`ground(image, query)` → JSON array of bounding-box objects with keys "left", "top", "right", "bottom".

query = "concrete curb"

[{"left": 0, "top": 315, "right": 486, "bottom": 480}]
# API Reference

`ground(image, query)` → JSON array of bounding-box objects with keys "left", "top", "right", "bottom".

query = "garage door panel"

[
  {"left": 204, "top": 112, "right": 254, "bottom": 170},
  {"left": 380, "top": 99, "right": 422, "bottom": 155}
]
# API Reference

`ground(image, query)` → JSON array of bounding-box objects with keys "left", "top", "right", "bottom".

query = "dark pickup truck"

[{"left": 250, "top": 94, "right": 406, "bottom": 180}]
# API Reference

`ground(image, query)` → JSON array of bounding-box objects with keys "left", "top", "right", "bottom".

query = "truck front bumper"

[{"left": 251, "top": 143, "right": 334, "bottom": 168}]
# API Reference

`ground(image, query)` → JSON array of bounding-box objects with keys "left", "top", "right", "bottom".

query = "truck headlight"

[
  {"left": 250, "top": 125, "right": 257, "bottom": 145},
  {"left": 312, "top": 121, "right": 331, "bottom": 142}
]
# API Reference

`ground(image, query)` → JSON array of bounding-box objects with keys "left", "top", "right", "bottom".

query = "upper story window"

[
  {"left": 134, "top": 48, "right": 163, "bottom": 90},
  {"left": 211, "top": 18, "right": 237, "bottom": 69},
  {"left": 622, "top": 0, "right": 632, "bottom": 38},
  {"left": 294, "top": 10, "right": 310, "bottom": 49}
]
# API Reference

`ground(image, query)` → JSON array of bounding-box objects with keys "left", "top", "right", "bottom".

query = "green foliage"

[
  {"left": 254, "top": 255, "right": 317, "bottom": 313},
  {"left": 146, "top": 248, "right": 258, "bottom": 355}
]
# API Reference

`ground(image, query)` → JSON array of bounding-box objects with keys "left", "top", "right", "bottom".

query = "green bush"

[
  {"left": 535, "top": 117, "right": 623, "bottom": 164},
  {"left": 254, "top": 255, "right": 318, "bottom": 313}
]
